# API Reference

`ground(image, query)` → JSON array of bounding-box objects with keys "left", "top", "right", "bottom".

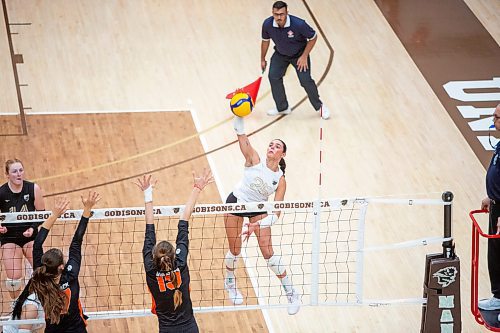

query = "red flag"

[{"left": 226, "top": 76, "right": 262, "bottom": 104}]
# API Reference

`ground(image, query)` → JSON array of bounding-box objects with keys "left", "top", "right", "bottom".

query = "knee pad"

[
  {"left": 266, "top": 255, "right": 286, "bottom": 276},
  {"left": 5, "top": 278, "right": 23, "bottom": 292},
  {"left": 224, "top": 251, "right": 240, "bottom": 270}
]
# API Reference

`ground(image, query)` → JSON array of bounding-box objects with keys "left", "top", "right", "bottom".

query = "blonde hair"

[{"left": 5, "top": 158, "right": 23, "bottom": 175}]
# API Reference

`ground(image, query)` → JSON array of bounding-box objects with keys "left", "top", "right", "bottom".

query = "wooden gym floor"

[{"left": 1, "top": 0, "right": 499, "bottom": 332}]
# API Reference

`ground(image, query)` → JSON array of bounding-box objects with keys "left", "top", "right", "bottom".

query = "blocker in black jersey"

[
  {"left": 136, "top": 170, "right": 213, "bottom": 333},
  {"left": 17, "top": 192, "right": 100, "bottom": 333},
  {"left": 143, "top": 221, "right": 197, "bottom": 332},
  {"left": 33, "top": 218, "right": 89, "bottom": 333}
]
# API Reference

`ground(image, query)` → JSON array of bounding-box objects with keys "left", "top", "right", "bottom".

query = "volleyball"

[{"left": 230, "top": 92, "right": 254, "bottom": 117}]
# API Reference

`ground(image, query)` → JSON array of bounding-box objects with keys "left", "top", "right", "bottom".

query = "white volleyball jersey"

[
  {"left": 3, "top": 293, "right": 44, "bottom": 333},
  {"left": 233, "top": 157, "right": 283, "bottom": 203}
]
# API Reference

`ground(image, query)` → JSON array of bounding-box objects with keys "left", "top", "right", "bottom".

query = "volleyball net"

[{"left": 0, "top": 196, "right": 451, "bottom": 325}]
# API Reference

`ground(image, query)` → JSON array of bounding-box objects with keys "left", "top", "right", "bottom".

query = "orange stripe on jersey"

[
  {"left": 147, "top": 286, "right": 157, "bottom": 315},
  {"left": 78, "top": 299, "right": 87, "bottom": 327},
  {"left": 62, "top": 289, "right": 71, "bottom": 314}
]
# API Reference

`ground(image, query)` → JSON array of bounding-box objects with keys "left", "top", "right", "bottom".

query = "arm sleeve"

[
  {"left": 33, "top": 227, "right": 49, "bottom": 270},
  {"left": 301, "top": 20, "right": 316, "bottom": 40},
  {"left": 66, "top": 216, "right": 89, "bottom": 280},
  {"left": 143, "top": 224, "right": 156, "bottom": 272},
  {"left": 261, "top": 21, "right": 270, "bottom": 40},
  {"left": 175, "top": 220, "right": 189, "bottom": 268}
]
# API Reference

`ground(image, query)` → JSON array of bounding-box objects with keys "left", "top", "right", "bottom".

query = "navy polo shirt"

[
  {"left": 486, "top": 143, "right": 500, "bottom": 201},
  {"left": 262, "top": 15, "right": 316, "bottom": 58}
]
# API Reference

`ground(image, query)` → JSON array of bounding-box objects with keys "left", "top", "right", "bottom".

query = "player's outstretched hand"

[
  {"left": 53, "top": 197, "right": 71, "bottom": 217},
  {"left": 81, "top": 191, "right": 101, "bottom": 210},
  {"left": 135, "top": 174, "right": 158, "bottom": 192},
  {"left": 233, "top": 116, "right": 245, "bottom": 135},
  {"left": 193, "top": 168, "right": 214, "bottom": 191}
]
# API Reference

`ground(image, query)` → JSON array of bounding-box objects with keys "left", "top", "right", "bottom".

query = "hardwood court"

[{"left": 1, "top": 0, "right": 498, "bottom": 332}]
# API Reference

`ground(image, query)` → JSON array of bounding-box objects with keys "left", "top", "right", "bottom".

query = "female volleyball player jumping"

[
  {"left": 14, "top": 191, "right": 100, "bottom": 333},
  {"left": 136, "top": 169, "right": 213, "bottom": 333},
  {"left": 223, "top": 116, "right": 300, "bottom": 315},
  {"left": 0, "top": 159, "right": 45, "bottom": 301}
]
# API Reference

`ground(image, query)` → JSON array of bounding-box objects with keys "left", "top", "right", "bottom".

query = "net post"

[
  {"left": 420, "top": 191, "right": 461, "bottom": 333},
  {"left": 442, "top": 191, "right": 454, "bottom": 258},
  {"left": 311, "top": 199, "right": 321, "bottom": 306},
  {"left": 356, "top": 201, "right": 368, "bottom": 304}
]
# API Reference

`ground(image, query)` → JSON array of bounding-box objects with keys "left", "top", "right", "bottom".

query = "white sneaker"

[
  {"left": 318, "top": 105, "right": 330, "bottom": 120},
  {"left": 267, "top": 107, "right": 292, "bottom": 116},
  {"left": 224, "top": 279, "right": 244, "bottom": 305},
  {"left": 286, "top": 288, "right": 301, "bottom": 315},
  {"left": 479, "top": 297, "right": 500, "bottom": 310}
]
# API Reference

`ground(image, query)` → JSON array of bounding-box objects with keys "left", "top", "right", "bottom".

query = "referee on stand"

[{"left": 480, "top": 103, "right": 500, "bottom": 311}]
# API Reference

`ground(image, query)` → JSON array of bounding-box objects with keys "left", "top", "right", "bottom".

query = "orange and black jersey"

[
  {"left": 143, "top": 220, "right": 197, "bottom": 332},
  {"left": 33, "top": 216, "right": 89, "bottom": 333}
]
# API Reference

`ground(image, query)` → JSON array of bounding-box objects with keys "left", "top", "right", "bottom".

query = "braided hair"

[{"left": 152, "top": 241, "right": 182, "bottom": 310}]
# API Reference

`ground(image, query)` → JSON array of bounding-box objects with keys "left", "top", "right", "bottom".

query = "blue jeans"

[{"left": 268, "top": 51, "right": 322, "bottom": 112}]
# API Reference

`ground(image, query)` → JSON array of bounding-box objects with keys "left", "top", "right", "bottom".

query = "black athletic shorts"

[
  {"left": 0, "top": 222, "right": 39, "bottom": 247},
  {"left": 226, "top": 192, "right": 266, "bottom": 218},
  {"left": 160, "top": 317, "right": 199, "bottom": 333}
]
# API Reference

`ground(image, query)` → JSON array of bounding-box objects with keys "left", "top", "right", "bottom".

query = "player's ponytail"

[
  {"left": 171, "top": 267, "right": 183, "bottom": 310},
  {"left": 153, "top": 241, "right": 183, "bottom": 310},
  {"left": 30, "top": 248, "right": 66, "bottom": 324},
  {"left": 276, "top": 139, "right": 287, "bottom": 175},
  {"left": 153, "top": 241, "right": 173, "bottom": 271},
  {"left": 279, "top": 158, "right": 286, "bottom": 175}
]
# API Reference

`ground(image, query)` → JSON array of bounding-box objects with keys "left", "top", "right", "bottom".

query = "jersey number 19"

[{"left": 156, "top": 270, "right": 182, "bottom": 292}]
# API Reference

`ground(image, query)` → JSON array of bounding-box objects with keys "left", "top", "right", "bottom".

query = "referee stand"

[
  {"left": 421, "top": 192, "right": 462, "bottom": 333},
  {"left": 470, "top": 208, "right": 500, "bottom": 331}
]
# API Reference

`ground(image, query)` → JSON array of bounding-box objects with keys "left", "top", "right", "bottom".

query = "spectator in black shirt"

[
  {"left": 0, "top": 159, "right": 45, "bottom": 300},
  {"left": 15, "top": 191, "right": 100, "bottom": 333},
  {"left": 136, "top": 170, "right": 213, "bottom": 333}
]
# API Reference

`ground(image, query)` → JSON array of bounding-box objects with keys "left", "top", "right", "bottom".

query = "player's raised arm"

[
  {"left": 233, "top": 116, "right": 260, "bottom": 166},
  {"left": 39, "top": 197, "right": 70, "bottom": 231},
  {"left": 136, "top": 174, "right": 158, "bottom": 225},
  {"left": 181, "top": 168, "right": 214, "bottom": 221},
  {"left": 137, "top": 174, "right": 159, "bottom": 271}
]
